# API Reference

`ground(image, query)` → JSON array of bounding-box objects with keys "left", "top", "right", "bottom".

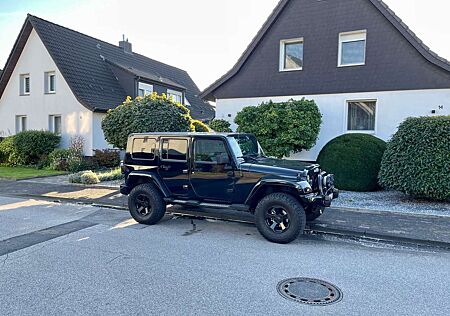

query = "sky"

[{"left": 1, "top": 0, "right": 449, "bottom": 90}]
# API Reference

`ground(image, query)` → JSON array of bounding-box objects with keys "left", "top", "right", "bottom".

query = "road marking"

[{"left": 0, "top": 220, "right": 96, "bottom": 256}]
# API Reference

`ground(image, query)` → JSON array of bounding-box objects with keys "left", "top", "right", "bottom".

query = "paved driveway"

[{"left": 0, "top": 196, "right": 449, "bottom": 315}]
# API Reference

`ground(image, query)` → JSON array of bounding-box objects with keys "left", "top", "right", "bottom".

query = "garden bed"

[{"left": 333, "top": 190, "right": 450, "bottom": 217}]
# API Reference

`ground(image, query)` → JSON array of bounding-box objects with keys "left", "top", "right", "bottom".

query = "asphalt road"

[{"left": 0, "top": 196, "right": 449, "bottom": 315}]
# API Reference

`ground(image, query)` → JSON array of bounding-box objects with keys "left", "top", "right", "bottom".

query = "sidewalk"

[{"left": 1, "top": 179, "right": 449, "bottom": 249}]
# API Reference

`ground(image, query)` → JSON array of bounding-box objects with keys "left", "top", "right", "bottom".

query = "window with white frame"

[
  {"left": 167, "top": 89, "right": 183, "bottom": 104},
  {"left": 20, "top": 74, "right": 30, "bottom": 95},
  {"left": 45, "top": 72, "right": 56, "bottom": 93},
  {"left": 138, "top": 82, "right": 153, "bottom": 97},
  {"left": 347, "top": 100, "right": 376, "bottom": 132},
  {"left": 338, "top": 30, "right": 367, "bottom": 67},
  {"left": 49, "top": 115, "right": 62, "bottom": 135},
  {"left": 15, "top": 115, "right": 27, "bottom": 133},
  {"left": 280, "top": 38, "right": 304, "bottom": 71}
]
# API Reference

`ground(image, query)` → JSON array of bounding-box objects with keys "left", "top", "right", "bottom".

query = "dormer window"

[
  {"left": 45, "top": 72, "right": 56, "bottom": 93},
  {"left": 20, "top": 74, "right": 30, "bottom": 95},
  {"left": 167, "top": 89, "right": 183, "bottom": 104},
  {"left": 138, "top": 82, "right": 153, "bottom": 97},
  {"left": 338, "top": 30, "right": 367, "bottom": 67}
]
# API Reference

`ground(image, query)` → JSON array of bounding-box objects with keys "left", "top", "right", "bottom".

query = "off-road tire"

[
  {"left": 255, "top": 193, "right": 306, "bottom": 244},
  {"left": 128, "top": 183, "right": 166, "bottom": 225},
  {"left": 305, "top": 205, "right": 325, "bottom": 222}
]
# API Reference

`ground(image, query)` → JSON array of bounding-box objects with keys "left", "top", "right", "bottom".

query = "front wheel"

[
  {"left": 128, "top": 183, "right": 166, "bottom": 225},
  {"left": 255, "top": 193, "right": 306, "bottom": 244}
]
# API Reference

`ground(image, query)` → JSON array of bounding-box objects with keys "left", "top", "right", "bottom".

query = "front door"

[
  {"left": 158, "top": 137, "right": 191, "bottom": 197},
  {"left": 190, "top": 137, "right": 235, "bottom": 202}
]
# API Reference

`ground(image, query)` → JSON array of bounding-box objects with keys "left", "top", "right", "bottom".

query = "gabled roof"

[
  {"left": 0, "top": 15, "right": 214, "bottom": 120},
  {"left": 200, "top": 0, "right": 450, "bottom": 101}
]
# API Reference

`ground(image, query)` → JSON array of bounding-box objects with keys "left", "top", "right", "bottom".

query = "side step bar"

[{"left": 164, "top": 198, "right": 249, "bottom": 212}]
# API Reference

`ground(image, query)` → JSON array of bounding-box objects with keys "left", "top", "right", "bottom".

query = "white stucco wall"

[
  {"left": 92, "top": 112, "right": 113, "bottom": 151},
  {"left": 0, "top": 29, "right": 94, "bottom": 155},
  {"left": 215, "top": 89, "right": 450, "bottom": 161}
]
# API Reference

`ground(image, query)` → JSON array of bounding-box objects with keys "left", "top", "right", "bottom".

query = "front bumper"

[{"left": 301, "top": 188, "right": 339, "bottom": 207}]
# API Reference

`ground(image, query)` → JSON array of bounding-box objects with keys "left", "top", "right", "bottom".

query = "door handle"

[
  {"left": 161, "top": 165, "right": 171, "bottom": 171},
  {"left": 182, "top": 169, "right": 188, "bottom": 174}
]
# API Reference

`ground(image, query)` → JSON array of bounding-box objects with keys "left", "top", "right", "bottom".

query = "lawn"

[{"left": 0, "top": 166, "right": 66, "bottom": 180}]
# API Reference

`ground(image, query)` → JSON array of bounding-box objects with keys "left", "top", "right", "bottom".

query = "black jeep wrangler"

[{"left": 120, "top": 133, "right": 338, "bottom": 244}]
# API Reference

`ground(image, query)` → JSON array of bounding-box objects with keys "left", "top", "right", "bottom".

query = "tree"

[
  {"left": 209, "top": 119, "right": 232, "bottom": 132},
  {"left": 102, "top": 94, "right": 193, "bottom": 149},
  {"left": 234, "top": 99, "right": 322, "bottom": 158}
]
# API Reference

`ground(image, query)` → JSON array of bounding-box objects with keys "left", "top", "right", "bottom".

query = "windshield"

[{"left": 227, "top": 134, "right": 265, "bottom": 163}]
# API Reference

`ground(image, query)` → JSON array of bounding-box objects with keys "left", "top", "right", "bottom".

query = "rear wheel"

[
  {"left": 255, "top": 193, "right": 306, "bottom": 244},
  {"left": 305, "top": 205, "right": 325, "bottom": 222},
  {"left": 128, "top": 183, "right": 166, "bottom": 225}
]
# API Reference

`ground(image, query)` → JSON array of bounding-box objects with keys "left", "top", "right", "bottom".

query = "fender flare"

[
  {"left": 244, "top": 179, "right": 300, "bottom": 205},
  {"left": 127, "top": 171, "right": 171, "bottom": 198}
]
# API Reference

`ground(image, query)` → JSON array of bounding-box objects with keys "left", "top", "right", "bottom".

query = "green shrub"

[
  {"left": 192, "top": 120, "right": 210, "bottom": 132},
  {"left": 68, "top": 158, "right": 97, "bottom": 173},
  {"left": 379, "top": 116, "right": 450, "bottom": 201},
  {"left": 13, "top": 130, "right": 60, "bottom": 165},
  {"left": 93, "top": 149, "right": 120, "bottom": 168},
  {"left": 97, "top": 168, "right": 124, "bottom": 182},
  {"left": 0, "top": 136, "right": 20, "bottom": 165},
  {"left": 209, "top": 119, "right": 232, "bottom": 132},
  {"left": 235, "top": 99, "right": 322, "bottom": 158},
  {"left": 102, "top": 94, "right": 193, "bottom": 149},
  {"left": 317, "top": 134, "right": 387, "bottom": 192},
  {"left": 48, "top": 148, "right": 80, "bottom": 171},
  {"left": 69, "top": 170, "right": 99, "bottom": 184}
]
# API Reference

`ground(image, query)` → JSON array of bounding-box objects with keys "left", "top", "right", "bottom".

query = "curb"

[{"left": 330, "top": 206, "right": 450, "bottom": 219}]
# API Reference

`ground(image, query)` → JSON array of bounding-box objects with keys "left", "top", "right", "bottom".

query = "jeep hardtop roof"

[{"left": 128, "top": 132, "right": 252, "bottom": 137}]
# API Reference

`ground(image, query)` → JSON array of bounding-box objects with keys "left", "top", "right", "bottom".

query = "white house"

[
  {"left": 200, "top": 0, "right": 450, "bottom": 161},
  {"left": 0, "top": 15, "right": 214, "bottom": 155}
]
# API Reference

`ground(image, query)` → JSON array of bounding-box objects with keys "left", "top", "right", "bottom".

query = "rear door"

[{"left": 158, "top": 137, "right": 191, "bottom": 197}]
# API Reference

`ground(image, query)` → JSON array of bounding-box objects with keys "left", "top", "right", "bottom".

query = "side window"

[
  {"left": 194, "top": 139, "right": 230, "bottom": 164},
  {"left": 161, "top": 139, "right": 188, "bottom": 161},
  {"left": 132, "top": 137, "right": 157, "bottom": 160}
]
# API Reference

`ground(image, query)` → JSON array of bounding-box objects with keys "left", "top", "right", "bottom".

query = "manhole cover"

[{"left": 277, "top": 278, "right": 343, "bottom": 305}]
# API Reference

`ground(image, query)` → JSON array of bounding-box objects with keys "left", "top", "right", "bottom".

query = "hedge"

[
  {"left": 379, "top": 116, "right": 450, "bottom": 201},
  {"left": 235, "top": 99, "right": 322, "bottom": 158},
  {"left": 209, "top": 119, "right": 232, "bottom": 132},
  {"left": 13, "top": 130, "right": 60, "bottom": 165},
  {"left": 317, "top": 134, "right": 387, "bottom": 192}
]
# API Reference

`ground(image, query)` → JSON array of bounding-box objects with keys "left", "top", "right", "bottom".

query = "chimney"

[{"left": 119, "top": 35, "right": 132, "bottom": 53}]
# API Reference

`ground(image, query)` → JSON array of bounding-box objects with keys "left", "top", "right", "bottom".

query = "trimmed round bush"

[
  {"left": 379, "top": 116, "right": 450, "bottom": 201},
  {"left": 317, "top": 134, "right": 387, "bottom": 192},
  {"left": 209, "top": 119, "right": 232, "bottom": 132},
  {"left": 69, "top": 170, "right": 100, "bottom": 184},
  {"left": 102, "top": 94, "right": 193, "bottom": 149},
  {"left": 13, "top": 130, "right": 60, "bottom": 165}
]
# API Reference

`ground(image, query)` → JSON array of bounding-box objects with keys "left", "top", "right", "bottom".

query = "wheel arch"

[
  {"left": 245, "top": 181, "right": 303, "bottom": 211},
  {"left": 126, "top": 172, "right": 170, "bottom": 198}
]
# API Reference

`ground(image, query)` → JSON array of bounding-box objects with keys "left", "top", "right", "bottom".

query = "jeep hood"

[{"left": 242, "top": 157, "right": 319, "bottom": 178}]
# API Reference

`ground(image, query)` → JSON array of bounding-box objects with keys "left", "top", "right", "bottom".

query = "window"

[
  {"left": 45, "top": 72, "right": 56, "bottom": 93},
  {"left": 338, "top": 30, "right": 367, "bottom": 67},
  {"left": 194, "top": 139, "right": 229, "bottom": 164},
  {"left": 280, "top": 38, "right": 304, "bottom": 71},
  {"left": 161, "top": 139, "right": 188, "bottom": 161},
  {"left": 167, "top": 89, "right": 183, "bottom": 104},
  {"left": 132, "top": 137, "right": 157, "bottom": 160},
  {"left": 15, "top": 115, "right": 27, "bottom": 133},
  {"left": 138, "top": 82, "right": 153, "bottom": 97},
  {"left": 20, "top": 74, "right": 30, "bottom": 95},
  {"left": 347, "top": 100, "right": 376, "bottom": 132},
  {"left": 49, "top": 115, "right": 62, "bottom": 134}
]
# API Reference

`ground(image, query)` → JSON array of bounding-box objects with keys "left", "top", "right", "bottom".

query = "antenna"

[{"left": 122, "top": 34, "right": 125, "bottom": 41}]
